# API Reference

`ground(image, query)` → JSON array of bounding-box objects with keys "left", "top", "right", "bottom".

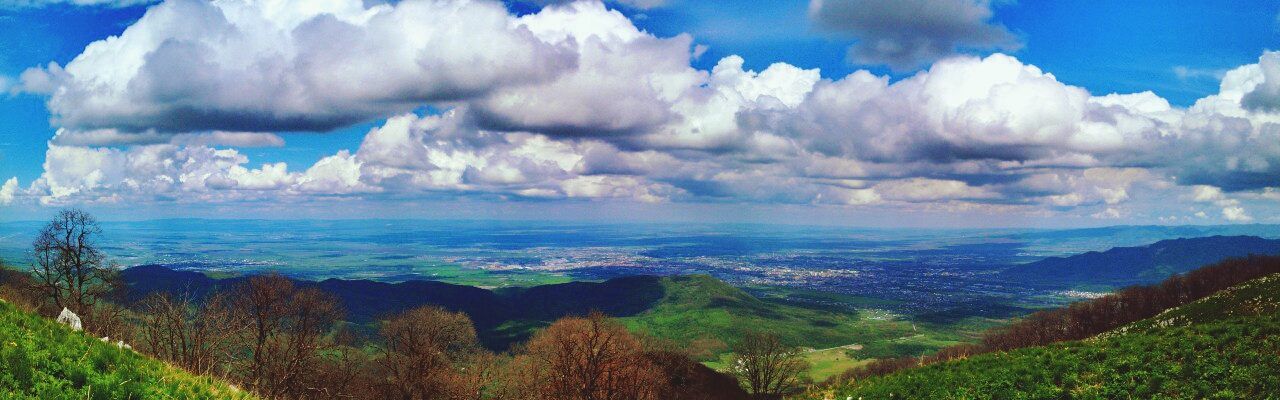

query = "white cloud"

[
  {"left": 1192, "top": 185, "right": 1226, "bottom": 203},
  {"left": 1190, "top": 184, "right": 1255, "bottom": 223},
  {"left": 24, "top": 0, "right": 576, "bottom": 135},
  {"left": 17, "top": 0, "right": 1280, "bottom": 223},
  {"left": 0, "top": 178, "right": 18, "bottom": 205},
  {"left": 297, "top": 151, "right": 369, "bottom": 194},
  {"left": 471, "top": 1, "right": 699, "bottom": 137},
  {"left": 872, "top": 178, "right": 997, "bottom": 202},
  {"left": 1223, "top": 206, "right": 1253, "bottom": 222},
  {"left": 559, "top": 175, "right": 679, "bottom": 203}
]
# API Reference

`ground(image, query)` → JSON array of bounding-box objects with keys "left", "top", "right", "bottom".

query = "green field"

[
  {"left": 807, "top": 273, "right": 1280, "bottom": 399},
  {"left": 0, "top": 301, "right": 252, "bottom": 399}
]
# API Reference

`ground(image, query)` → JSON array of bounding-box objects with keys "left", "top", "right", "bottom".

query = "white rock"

[{"left": 56, "top": 308, "right": 82, "bottom": 331}]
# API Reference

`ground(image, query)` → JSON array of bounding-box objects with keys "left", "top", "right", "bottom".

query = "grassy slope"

[
  {"left": 1109, "top": 273, "right": 1280, "bottom": 336},
  {"left": 807, "top": 273, "right": 1280, "bottom": 399},
  {"left": 620, "top": 275, "right": 916, "bottom": 350},
  {"left": 615, "top": 275, "right": 1004, "bottom": 381},
  {"left": 0, "top": 301, "right": 252, "bottom": 400}
]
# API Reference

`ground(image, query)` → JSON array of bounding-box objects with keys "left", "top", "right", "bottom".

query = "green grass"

[
  {"left": 802, "top": 346, "right": 873, "bottom": 382},
  {"left": 0, "top": 300, "right": 253, "bottom": 400},
  {"left": 619, "top": 275, "right": 918, "bottom": 352},
  {"left": 612, "top": 275, "right": 1009, "bottom": 380},
  {"left": 701, "top": 348, "right": 875, "bottom": 382},
  {"left": 808, "top": 315, "right": 1280, "bottom": 399},
  {"left": 807, "top": 274, "right": 1280, "bottom": 399}
]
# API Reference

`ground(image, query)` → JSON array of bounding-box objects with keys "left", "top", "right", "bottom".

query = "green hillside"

[
  {"left": 0, "top": 301, "right": 252, "bottom": 400},
  {"left": 806, "top": 274, "right": 1280, "bottom": 399},
  {"left": 615, "top": 275, "right": 1004, "bottom": 381},
  {"left": 621, "top": 275, "right": 915, "bottom": 350},
  {"left": 1110, "top": 272, "right": 1280, "bottom": 336}
]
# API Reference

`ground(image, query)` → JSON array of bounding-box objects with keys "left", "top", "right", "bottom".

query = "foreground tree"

[
  {"left": 228, "top": 274, "right": 344, "bottom": 398},
  {"left": 378, "top": 305, "right": 482, "bottom": 399},
  {"left": 137, "top": 291, "right": 246, "bottom": 376},
  {"left": 28, "top": 209, "right": 123, "bottom": 333},
  {"left": 516, "top": 312, "right": 666, "bottom": 400},
  {"left": 730, "top": 331, "right": 809, "bottom": 399}
]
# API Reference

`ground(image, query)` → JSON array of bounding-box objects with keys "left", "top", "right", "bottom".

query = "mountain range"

[{"left": 1001, "top": 235, "right": 1280, "bottom": 287}]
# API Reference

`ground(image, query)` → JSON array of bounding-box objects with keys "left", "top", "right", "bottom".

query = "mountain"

[
  {"left": 0, "top": 300, "right": 252, "bottom": 399},
  {"left": 120, "top": 267, "right": 888, "bottom": 352},
  {"left": 809, "top": 271, "right": 1280, "bottom": 399},
  {"left": 1001, "top": 235, "right": 1280, "bottom": 286}
]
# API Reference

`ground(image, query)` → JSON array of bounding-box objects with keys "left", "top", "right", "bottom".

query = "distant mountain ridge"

[
  {"left": 121, "top": 265, "right": 668, "bottom": 349},
  {"left": 1002, "top": 235, "right": 1280, "bottom": 286},
  {"left": 120, "top": 266, "right": 907, "bottom": 354}
]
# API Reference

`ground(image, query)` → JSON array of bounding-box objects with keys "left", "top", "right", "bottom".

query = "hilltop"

[
  {"left": 809, "top": 258, "right": 1280, "bottom": 399},
  {"left": 810, "top": 312, "right": 1280, "bottom": 398},
  {"left": 1001, "top": 235, "right": 1280, "bottom": 287},
  {"left": 0, "top": 300, "right": 251, "bottom": 399},
  {"left": 1109, "top": 272, "right": 1280, "bottom": 336}
]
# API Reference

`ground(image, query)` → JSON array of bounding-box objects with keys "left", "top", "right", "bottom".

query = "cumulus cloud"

[
  {"left": 1241, "top": 51, "right": 1280, "bottom": 112},
  {"left": 1159, "top": 51, "right": 1280, "bottom": 191},
  {"left": 808, "top": 0, "right": 1020, "bottom": 69},
  {"left": 872, "top": 178, "right": 997, "bottom": 202},
  {"left": 1223, "top": 206, "right": 1254, "bottom": 222},
  {"left": 1190, "top": 185, "right": 1254, "bottom": 222},
  {"left": 759, "top": 54, "right": 1166, "bottom": 169},
  {"left": 23, "top": 0, "right": 576, "bottom": 135},
  {"left": 16, "top": 0, "right": 1280, "bottom": 224},
  {"left": 340, "top": 109, "right": 683, "bottom": 202},
  {"left": 0, "top": 178, "right": 18, "bottom": 205},
  {"left": 471, "top": 1, "right": 699, "bottom": 137}
]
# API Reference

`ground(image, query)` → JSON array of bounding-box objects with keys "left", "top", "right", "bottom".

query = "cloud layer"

[
  {"left": 8, "top": 0, "right": 1280, "bottom": 224},
  {"left": 21, "top": 0, "right": 576, "bottom": 133},
  {"left": 808, "top": 0, "right": 1021, "bottom": 69}
]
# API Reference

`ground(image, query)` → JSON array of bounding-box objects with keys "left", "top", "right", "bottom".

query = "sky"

[{"left": 0, "top": 0, "right": 1279, "bottom": 227}]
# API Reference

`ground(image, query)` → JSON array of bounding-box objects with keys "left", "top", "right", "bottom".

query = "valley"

[{"left": 105, "top": 228, "right": 1280, "bottom": 382}]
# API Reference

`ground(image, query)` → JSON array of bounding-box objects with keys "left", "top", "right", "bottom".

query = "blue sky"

[{"left": 1, "top": 0, "right": 1279, "bottom": 226}]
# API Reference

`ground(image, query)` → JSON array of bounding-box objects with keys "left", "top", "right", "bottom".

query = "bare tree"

[
  {"left": 28, "top": 209, "right": 122, "bottom": 332},
  {"left": 227, "top": 274, "right": 343, "bottom": 399},
  {"left": 137, "top": 291, "right": 247, "bottom": 376},
  {"left": 519, "top": 312, "right": 666, "bottom": 400},
  {"left": 378, "top": 305, "right": 481, "bottom": 399},
  {"left": 730, "top": 331, "right": 809, "bottom": 399}
]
